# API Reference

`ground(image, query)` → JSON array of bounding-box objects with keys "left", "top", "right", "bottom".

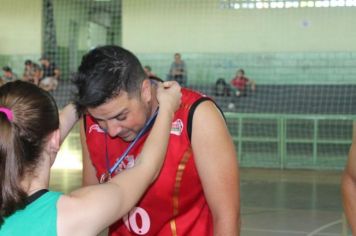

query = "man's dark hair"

[
  {"left": 144, "top": 65, "right": 152, "bottom": 71},
  {"left": 72, "top": 45, "right": 146, "bottom": 113},
  {"left": 2, "top": 66, "right": 12, "bottom": 73},
  {"left": 215, "top": 78, "right": 231, "bottom": 97}
]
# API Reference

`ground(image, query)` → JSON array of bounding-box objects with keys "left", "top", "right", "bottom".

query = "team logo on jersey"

[
  {"left": 170, "top": 119, "right": 183, "bottom": 136},
  {"left": 88, "top": 124, "right": 105, "bottom": 134},
  {"left": 113, "top": 155, "right": 135, "bottom": 175}
]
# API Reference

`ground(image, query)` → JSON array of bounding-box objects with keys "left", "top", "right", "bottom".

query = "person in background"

[
  {"left": 73, "top": 45, "right": 240, "bottom": 236},
  {"left": 144, "top": 65, "right": 156, "bottom": 77},
  {"left": 0, "top": 80, "right": 181, "bottom": 235},
  {"left": 230, "top": 69, "right": 256, "bottom": 97},
  {"left": 23, "top": 60, "right": 42, "bottom": 85},
  {"left": 342, "top": 122, "right": 356, "bottom": 234},
  {"left": 39, "top": 56, "right": 60, "bottom": 92},
  {"left": 0, "top": 77, "right": 5, "bottom": 87},
  {"left": 215, "top": 78, "right": 231, "bottom": 97},
  {"left": 168, "top": 52, "right": 187, "bottom": 86},
  {"left": 2, "top": 66, "right": 18, "bottom": 82}
]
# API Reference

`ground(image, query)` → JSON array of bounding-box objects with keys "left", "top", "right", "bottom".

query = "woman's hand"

[{"left": 156, "top": 81, "right": 182, "bottom": 116}]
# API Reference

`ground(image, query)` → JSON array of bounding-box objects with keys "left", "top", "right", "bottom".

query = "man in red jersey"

[{"left": 73, "top": 45, "right": 240, "bottom": 236}]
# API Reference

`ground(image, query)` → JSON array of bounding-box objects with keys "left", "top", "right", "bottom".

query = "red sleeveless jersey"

[{"left": 85, "top": 88, "right": 213, "bottom": 236}]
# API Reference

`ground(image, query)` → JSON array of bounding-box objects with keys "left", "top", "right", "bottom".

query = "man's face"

[
  {"left": 88, "top": 90, "right": 152, "bottom": 142},
  {"left": 40, "top": 59, "right": 49, "bottom": 67},
  {"left": 174, "top": 54, "right": 181, "bottom": 63},
  {"left": 4, "top": 71, "right": 11, "bottom": 78}
]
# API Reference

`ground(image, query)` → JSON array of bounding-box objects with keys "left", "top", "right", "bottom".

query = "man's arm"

[
  {"left": 342, "top": 122, "right": 356, "bottom": 233},
  {"left": 54, "top": 68, "right": 60, "bottom": 80},
  {"left": 182, "top": 62, "right": 187, "bottom": 77},
  {"left": 80, "top": 118, "right": 100, "bottom": 186},
  {"left": 39, "top": 69, "right": 44, "bottom": 79},
  {"left": 191, "top": 101, "right": 240, "bottom": 236},
  {"left": 169, "top": 63, "right": 175, "bottom": 76},
  {"left": 247, "top": 79, "right": 256, "bottom": 91}
]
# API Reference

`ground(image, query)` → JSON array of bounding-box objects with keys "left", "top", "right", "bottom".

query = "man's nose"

[{"left": 106, "top": 121, "right": 122, "bottom": 137}]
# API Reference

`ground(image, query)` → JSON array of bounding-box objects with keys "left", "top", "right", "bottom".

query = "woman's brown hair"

[{"left": 0, "top": 81, "right": 59, "bottom": 226}]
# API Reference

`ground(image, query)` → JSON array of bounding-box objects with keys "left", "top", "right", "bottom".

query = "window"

[{"left": 220, "top": 0, "right": 356, "bottom": 9}]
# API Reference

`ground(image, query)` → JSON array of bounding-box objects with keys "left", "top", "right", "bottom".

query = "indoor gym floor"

[{"left": 49, "top": 125, "right": 350, "bottom": 236}]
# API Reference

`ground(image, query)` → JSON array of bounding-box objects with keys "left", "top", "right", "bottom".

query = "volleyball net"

[{"left": 1, "top": 0, "right": 355, "bottom": 169}]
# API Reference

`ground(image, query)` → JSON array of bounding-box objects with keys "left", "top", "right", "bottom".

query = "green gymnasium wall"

[
  {"left": 0, "top": 0, "right": 41, "bottom": 76},
  {"left": 0, "top": 0, "right": 42, "bottom": 55},
  {"left": 0, "top": 0, "right": 356, "bottom": 85},
  {"left": 123, "top": 0, "right": 356, "bottom": 53},
  {"left": 1, "top": 0, "right": 354, "bottom": 170},
  {"left": 122, "top": 0, "right": 356, "bottom": 85},
  {"left": 0, "top": 0, "right": 120, "bottom": 79},
  {"left": 137, "top": 52, "right": 356, "bottom": 85}
]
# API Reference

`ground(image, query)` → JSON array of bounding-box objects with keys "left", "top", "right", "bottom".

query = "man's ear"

[{"left": 141, "top": 79, "right": 152, "bottom": 103}]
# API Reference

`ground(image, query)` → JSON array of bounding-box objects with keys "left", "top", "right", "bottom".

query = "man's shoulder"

[
  {"left": 181, "top": 88, "right": 213, "bottom": 109},
  {"left": 182, "top": 87, "right": 205, "bottom": 98}
]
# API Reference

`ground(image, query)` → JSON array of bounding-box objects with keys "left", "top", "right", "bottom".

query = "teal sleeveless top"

[{"left": 0, "top": 191, "right": 62, "bottom": 236}]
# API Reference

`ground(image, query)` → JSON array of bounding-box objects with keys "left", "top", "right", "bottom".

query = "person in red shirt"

[
  {"left": 73, "top": 45, "right": 240, "bottom": 236},
  {"left": 231, "top": 69, "right": 256, "bottom": 97}
]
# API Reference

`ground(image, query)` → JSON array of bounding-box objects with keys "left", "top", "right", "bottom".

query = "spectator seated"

[{"left": 187, "top": 84, "right": 356, "bottom": 115}]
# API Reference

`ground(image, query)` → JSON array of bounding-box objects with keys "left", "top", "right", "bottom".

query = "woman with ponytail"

[{"left": 0, "top": 80, "right": 181, "bottom": 235}]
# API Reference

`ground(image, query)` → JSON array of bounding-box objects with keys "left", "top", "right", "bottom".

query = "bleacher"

[
  {"left": 51, "top": 80, "right": 76, "bottom": 109},
  {"left": 188, "top": 84, "right": 356, "bottom": 115},
  {"left": 184, "top": 83, "right": 356, "bottom": 169},
  {"left": 51, "top": 80, "right": 356, "bottom": 170},
  {"left": 53, "top": 81, "right": 356, "bottom": 115}
]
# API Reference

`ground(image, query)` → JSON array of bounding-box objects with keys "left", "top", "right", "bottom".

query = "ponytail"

[
  {"left": 0, "top": 81, "right": 59, "bottom": 227},
  {"left": 0, "top": 114, "right": 27, "bottom": 227}
]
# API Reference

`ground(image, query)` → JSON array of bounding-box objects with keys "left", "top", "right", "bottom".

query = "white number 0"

[{"left": 123, "top": 207, "right": 151, "bottom": 235}]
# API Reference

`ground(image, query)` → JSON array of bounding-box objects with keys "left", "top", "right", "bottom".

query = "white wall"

[
  {"left": 0, "top": 0, "right": 42, "bottom": 55},
  {"left": 122, "top": 0, "right": 356, "bottom": 53}
]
